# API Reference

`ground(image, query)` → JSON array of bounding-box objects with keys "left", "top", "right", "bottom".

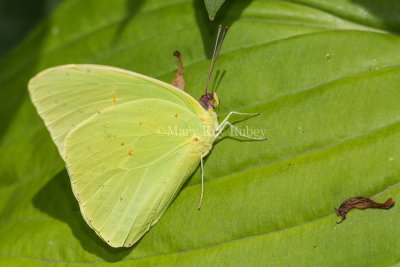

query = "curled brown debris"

[{"left": 335, "top": 197, "right": 395, "bottom": 224}]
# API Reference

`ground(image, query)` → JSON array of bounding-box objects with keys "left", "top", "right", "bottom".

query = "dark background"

[{"left": 0, "top": 0, "right": 61, "bottom": 57}]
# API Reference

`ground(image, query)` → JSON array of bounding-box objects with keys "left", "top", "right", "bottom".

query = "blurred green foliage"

[{"left": 0, "top": 0, "right": 60, "bottom": 56}]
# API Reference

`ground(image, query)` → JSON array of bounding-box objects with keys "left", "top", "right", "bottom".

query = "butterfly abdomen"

[{"left": 191, "top": 109, "right": 218, "bottom": 157}]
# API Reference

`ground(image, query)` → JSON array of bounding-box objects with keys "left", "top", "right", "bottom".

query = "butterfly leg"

[
  {"left": 198, "top": 152, "right": 209, "bottom": 210},
  {"left": 172, "top": 51, "right": 185, "bottom": 90},
  {"left": 216, "top": 111, "right": 259, "bottom": 132},
  {"left": 215, "top": 121, "right": 266, "bottom": 140}
]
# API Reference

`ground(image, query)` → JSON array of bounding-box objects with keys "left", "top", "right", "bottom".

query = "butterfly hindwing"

[{"left": 64, "top": 99, "right": 211, "bottom": 247}]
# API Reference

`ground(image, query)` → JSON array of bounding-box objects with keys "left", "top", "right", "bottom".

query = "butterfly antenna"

[{"left": 204, "top": 25, "right": 228, "bottom": 94}]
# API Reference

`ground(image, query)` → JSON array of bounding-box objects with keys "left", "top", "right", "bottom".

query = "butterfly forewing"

[
  {"left": 28, "top": 64, "right": 205, "bottom": 157},
  {"left": 64, "top": 99, "right": 213, "bottom": 247}
]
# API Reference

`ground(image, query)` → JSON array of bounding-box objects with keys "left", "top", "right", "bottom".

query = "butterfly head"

[
  {"left": 199, "top": 92, "right": 219, "bottom": 110},
  {"left": 199, "top": 25, "right": 227, "bottom": 111}
]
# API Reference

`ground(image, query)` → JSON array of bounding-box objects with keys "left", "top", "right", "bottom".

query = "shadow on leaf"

[
  {"left": 194, "top": 0, "right": 252, "bottom": 57},
  {"left": 350, "top": 0, "right": 400, "bottom": 34},
  {"left": 111, "top": 0, "right": 146, "bottom": 45},
  {"left": 0, "top": 21, "right": 51, "bottom": 145},
  {"left": 32, "top": 169, "right": 132, "bottom": 262}
]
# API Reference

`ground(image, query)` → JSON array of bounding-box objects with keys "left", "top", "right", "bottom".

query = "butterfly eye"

[{"left": 212, "top": 92, "right": 220, "bottom": 108}]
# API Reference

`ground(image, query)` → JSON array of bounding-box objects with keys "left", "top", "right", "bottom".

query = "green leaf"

[
  {"left": 0, "top": 0, "right": 60, "bottom": 56},
  {"left": 1, "top": 0, "right": 400, "bottom": 266},
  {"left": 204, "top": 0, "right": 226, "bottom": 20}
]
